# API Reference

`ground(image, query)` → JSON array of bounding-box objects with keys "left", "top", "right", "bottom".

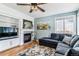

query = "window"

[
  {"left": 55, "top": 18, "right": 64, "bottom": 33},
  {"left": 55, "top": 15, "right": 76, "bottom": 34}
]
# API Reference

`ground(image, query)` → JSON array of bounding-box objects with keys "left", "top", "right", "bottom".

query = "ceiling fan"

[{"left": 17, "top": 3, "right": 46, "bottom": 13}]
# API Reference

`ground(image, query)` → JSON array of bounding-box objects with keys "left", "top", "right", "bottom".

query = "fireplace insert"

[{"left": 24, "top": 33, "right": 31, "bottom": 43}]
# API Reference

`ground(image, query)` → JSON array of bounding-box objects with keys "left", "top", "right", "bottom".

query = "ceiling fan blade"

[
  {"left": 17, "top": 3, "right": 30, "bottom": 5},
  {"left": 37, "top": 6, "right": 45, "bottom": 12},
  {"left": 29, "top": 9, "right": 33, "bottom": 13}
]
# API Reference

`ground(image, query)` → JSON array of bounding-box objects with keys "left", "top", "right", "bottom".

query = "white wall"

[
  {"left": 0, "top": 4, "right": 34, "bottom": 45},
  {"left": 35, "top": 16, "right": 55, "bottom": 39},
  {"left": 0, "top": 4, "right": 34, "bottom": 20},
  {"left": 0, "top": 15, "right": 19, "bottom": 27},
  {"left": 35, "top": 11, "right": 76, "bottom": 39},
  {"left": 77, "top": 12, "right": 79, "bottom": 35}
]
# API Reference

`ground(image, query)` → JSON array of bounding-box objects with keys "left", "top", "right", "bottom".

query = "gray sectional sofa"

[
  {"left": 39, "top": 33, "right": 79, "bottom": 56},
  {"left": 39, "top": 33, "right": 66, "bottom": 48},
  {"left": 54, "top": 35, "right": 79, "bottom": 56}
]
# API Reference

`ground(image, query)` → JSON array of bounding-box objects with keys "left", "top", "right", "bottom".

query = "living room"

[{"left": 0, "top": 3, "right": 79, "bottom": 56}]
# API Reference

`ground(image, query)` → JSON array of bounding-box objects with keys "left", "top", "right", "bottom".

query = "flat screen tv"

[{"left": 0, "top": 27, "right": 18, "bottom": 38}]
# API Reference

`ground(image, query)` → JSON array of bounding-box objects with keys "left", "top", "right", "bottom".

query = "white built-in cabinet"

[
  {"left": 0, "top": 15, "right": 20, "bottom": 51},
  {"left": 0, "top": 40, "right": 10, "bottom": 51},
  {"left": 0, "top": 38, "right": 20, "bottom": 51}
]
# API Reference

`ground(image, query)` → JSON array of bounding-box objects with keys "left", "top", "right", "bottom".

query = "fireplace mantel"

[
  {"left": 23, "top": 29, "right": 34, "bottom": 32},
  {"left": 19, "top": 19, "right": 34, "bottom": 45}
]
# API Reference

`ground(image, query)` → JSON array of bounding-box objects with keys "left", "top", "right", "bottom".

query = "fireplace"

[{"left": 24, "top": 33, "right": 31, "bottom": 43}]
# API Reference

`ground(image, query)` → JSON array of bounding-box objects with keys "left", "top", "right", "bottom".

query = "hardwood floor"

[{"left": 0, "top": 40, "right": 38, "bottom": 56}]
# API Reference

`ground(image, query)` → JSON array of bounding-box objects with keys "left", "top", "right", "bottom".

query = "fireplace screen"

[{"left": 24, "top": 33, "right": 31, "bottom": 43}]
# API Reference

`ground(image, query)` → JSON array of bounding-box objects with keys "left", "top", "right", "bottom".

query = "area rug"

[{"left": 17, "top": 44, "right": 55, "bottom": 56}]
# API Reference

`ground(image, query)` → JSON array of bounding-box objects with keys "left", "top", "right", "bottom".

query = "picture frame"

[
  {"left": 23, "top": 19, "right": 33, "bottom": 29},
  {"left": 37, "top": 23, "right": 50, "bottom": 30}
]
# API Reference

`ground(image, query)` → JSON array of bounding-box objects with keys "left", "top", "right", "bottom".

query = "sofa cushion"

[
  {"left": 72, "top": 35, "right": 76, "bottom": 38},
  {"left": 42, "top": 38, "right": 59, "bottom": 43},
  {"left": 54, "top": 34, "right": 60, "bottom": 40},
  {"left": 57, "top": 42, "right": 70, "bottom": 48},
  {"left": 55, "top": 44, "right": 71, "bottom": 55},
  {"left": 51, "top": 33, "right": 57, "bottom": 39},
  {"left": 58, "top": 34, "right": 64, "bottom": 41},
  {"left": 70, "top": 35, "right": 79, "bottom": 47},
  {"left": 68, "top": 48, "right": 79, "bottom": 56},
  {"left": 73, "top": 47, "right": 79, "bottom": 51},
  {"left": 40, "top": 37, "right": 51, "bottom": 40},
  {"left": 73, "top": 40, "right": 79, "bottom": 48},
  {"left": 65, "top": 34, "right": 72, "bottom": 37},
  {"left": 51, "top": 33, "right": 64, "bottom": 41},
  {"left": 62, "top": 36, "right": 72, "bottom": 45}
]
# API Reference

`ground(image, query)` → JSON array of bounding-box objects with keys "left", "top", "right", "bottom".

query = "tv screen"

[{"left": 0, "top": 27, "right": 18, "bottom": 38}]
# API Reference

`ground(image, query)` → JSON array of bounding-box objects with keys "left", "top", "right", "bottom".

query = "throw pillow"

[{"left": 62, "top": 36, "right": 72, "bottom": 45}]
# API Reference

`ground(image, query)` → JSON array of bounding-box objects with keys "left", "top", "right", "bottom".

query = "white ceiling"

[{"left": 3, "top": 3, "right": 79, "bottom": 18}]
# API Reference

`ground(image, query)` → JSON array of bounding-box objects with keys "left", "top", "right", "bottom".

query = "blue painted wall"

[{"left": 34, "top": 11, "right": 77, "bottom": 39}]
